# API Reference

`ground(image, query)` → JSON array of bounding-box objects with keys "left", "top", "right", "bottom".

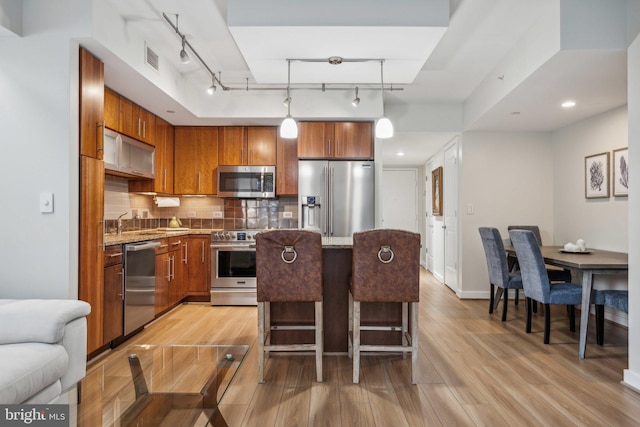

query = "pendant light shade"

[
  {"left": 375, "top": 60, "right": 394, "bottom": 139},
  {"left": 280, "top": 60, "right": 298, "bottom": 139},
  {"left": 375, "top": 117, "right": 394, "bottom": 139},
  {"left": 280, "top": 116, "right": 298, "bottom": 139},
  {"left": 180, "top": 36, "right": 190, "bottom": 64}
]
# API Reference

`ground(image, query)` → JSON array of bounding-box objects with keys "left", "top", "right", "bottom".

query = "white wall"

[
  {"left": 623, "top": 29, "right": 640, "bottom": 393},
  {"left": 459, "top": 131, "right": 554, "bottom": 298},
  {"left": 552, "top": 106, "right": 628, "bottom": 251},
  {"left": 0, "top": 0, "right": 91, "bottom": 299}
]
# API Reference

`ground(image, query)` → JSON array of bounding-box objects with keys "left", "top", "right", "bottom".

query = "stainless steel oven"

[{"left": 210, "top": 231, "right": 258, "bottom": 306}]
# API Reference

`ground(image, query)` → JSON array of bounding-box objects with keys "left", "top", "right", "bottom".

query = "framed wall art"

[
  {"left": 585, "top": 152, "right": 610, "bottom": 199},
  {"left": 612, "top": 147, "right": 629, "bottom": 197},
  {"left": 432, "top": 166, "right": 443, "bottom": 216}
]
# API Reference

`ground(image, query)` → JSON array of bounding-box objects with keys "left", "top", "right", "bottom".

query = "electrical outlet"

[
  {"left": 187, "top": 211, "right": 196, "bottom": 218},
  {"left": 283, "top": 211, "right": 293, "bottom": 218},
  {"left": 213, "top": 211, "right": 223, "bottom": 218}
]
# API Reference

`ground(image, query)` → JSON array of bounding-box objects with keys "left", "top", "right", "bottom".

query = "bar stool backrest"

[
  {"left": 351, "top": 229, "right": 421, "bottom": 302},
  {"left": 256, "top": 230, "right": 323, "bottom": 302}
]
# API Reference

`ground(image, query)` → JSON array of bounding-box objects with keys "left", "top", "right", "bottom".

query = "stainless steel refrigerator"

[{"left": 298, "top": 160, "right": 375, "bottom": 237}]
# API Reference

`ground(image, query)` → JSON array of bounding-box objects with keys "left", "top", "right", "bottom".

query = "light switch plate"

[{"left": 40, "top": 192, "right": 54, "bottom": 213}]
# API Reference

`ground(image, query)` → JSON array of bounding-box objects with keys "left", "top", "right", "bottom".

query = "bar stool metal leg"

[
  {"left": 257, "top": 302, "right": 266, "bottom": 383},
  {"left": 315, "top": 301, "right": 323, "bottom": 382},
  {"left": 353, "top": 300, "right": 361, "bottom": 384}
]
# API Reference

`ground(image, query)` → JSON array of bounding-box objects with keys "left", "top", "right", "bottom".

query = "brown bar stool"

[
  {"left": 348, "top": 229, "right": 420, "bottom": 384},
  {"left": 256, "top": 230, "right": 323, "bottom": 383}
]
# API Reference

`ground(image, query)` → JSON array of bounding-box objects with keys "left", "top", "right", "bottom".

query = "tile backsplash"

[{"left": 104, "top": 175, "right": 298, "bottom": 233}]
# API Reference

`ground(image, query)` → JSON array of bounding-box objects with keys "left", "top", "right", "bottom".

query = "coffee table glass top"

[{"left": 79, "top": 344, "right": 248, "bottom": 427}]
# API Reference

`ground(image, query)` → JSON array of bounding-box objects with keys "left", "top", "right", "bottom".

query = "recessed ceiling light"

[
  {"left": 166, "top": 110, "right": 175, "bottom": 114},
  {"left": 396, "top": 151, "right": 405, "bottom": 157},
  {"left": 562, "top": 100, "right": 576, "bottom": 108},
  {"left": 511, "top": 111, "right": 521, "bottom": 115}
]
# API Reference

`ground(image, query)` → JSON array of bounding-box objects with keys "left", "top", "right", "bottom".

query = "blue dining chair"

[
  {"left": 507, "top": 225, "right": 572, "bottom": 283},
  {"left": 509, "top": 229, "right": 583, "bottom": 344},
  {"left": 478, "top": 227, "right": 523, "bottom": 321},
  {"left": 592, "top": 290, "right": 628, "bottom": 345}
]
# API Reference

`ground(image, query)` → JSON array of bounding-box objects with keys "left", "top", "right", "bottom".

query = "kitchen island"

[{"left": 269, "top": 236, "right": 403, "bottom": 353}]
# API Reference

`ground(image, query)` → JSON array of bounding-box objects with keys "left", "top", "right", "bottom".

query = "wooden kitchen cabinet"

[
  {"left": 104, "top": 87, "right": 119, "bottom": 131},
  {"left": 119, "top": 96, "right": 155, "bottom": 145},
  {"left": 298, "top": 121, "right": 374, "bottom": 159},
  {"left": 79, "top": 155, "right": 105, "bottom": 355},
  {"left": 79, "top": 48, "right": 104, "bottom": 160},
  {"left": 129, "top": 117, "right": 175, "bottom": 194},
  {"left": 276, "top": 133, "right": 298, "bottom": 195},
  {"left": 168, "top": 236, "right": 185, "bottom": 307},
  {"left": 103, "top": 245, "right": 124, "bottom": 344},
  {"left": 154, "top": 239, "right": 170, "bottom": 315},
  {"left": 186, "top": 235, "right": 211, "bottom": 297},
  {"left": 219, "top": 126, "right": 277, "bottom": 165},
  {"left": 174, "top": 127, "right": 219, "bottom": 195}
]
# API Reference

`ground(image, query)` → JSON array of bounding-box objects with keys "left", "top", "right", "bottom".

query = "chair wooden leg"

[
  {"left": 257, "top": 302, "right": 265, "bottom": 383},
  {"left": 489, "top": 284, "right": 495, "bottom": 314},
  {"left": 411, "top": 302, "right": 419, "bottom": 385},
  {"left": 348, "top": 291, "right": 354, "bottom": 358},
  {"left": 544, "top": 303, "right": 551, "bottom": 344},
  {"left": 596, "top": 304, "right": 605, "bottom": 346},
  {"left": 353, "top": 301, "right": 361, "bottom": 384},
  {"left": 526, "top": 298, "right": 532, "bottom": 333},
  {"left": 315, "top": 301, "right": 323, "bottom": 382},
  {"left": 501, "top": 289, "right": 509, "bottom": 321},
  {"left": 568, "top": 305, "right": 576, "bottom": 332},
  {"left": 402, "top": 302, "right": 408, "bottom": 359}
]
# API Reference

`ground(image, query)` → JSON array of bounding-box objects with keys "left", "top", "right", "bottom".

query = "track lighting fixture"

[
  {"left": 352, "top": 87, "right": 360, "bottom": 107},
  {"left": 280, "top": 60, "right": 298, "bottom": 139},
  {"left": 375, "top": 61, "right": 394, "bottom": 139},
  {"left": 207, "top": 76, "right": 217, "bottom": 95},
  {"left": 179, "top": 35, "right": 190, "bottom": 64},
  {"left": 283, "top": 96, "right": 291, "bottom": 107}
]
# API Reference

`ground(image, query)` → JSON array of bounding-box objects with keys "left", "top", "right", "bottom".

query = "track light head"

[
  {"left": 207, "top": 84, "right": 216, "bottom": 95},
  {"left": 283, "top": 96, "right": 291, "bottom": 107},
  {"left": 180, "top": 36, "right": 190, "bottom": 64},
  {"left": 352, "top": 87, "right": 360, "bottom": 107}
]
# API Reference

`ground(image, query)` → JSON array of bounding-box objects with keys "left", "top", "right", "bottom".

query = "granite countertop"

[{"left": 104, "top": 229, "right": 218, "bottom": 246}]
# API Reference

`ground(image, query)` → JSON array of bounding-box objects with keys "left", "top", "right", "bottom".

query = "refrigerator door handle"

[
  {"left": 323, "top": 166, "right": 329, "bottom": 235},
  {"left": 330, "top": 167, "right": 334, "bottom": 235}
]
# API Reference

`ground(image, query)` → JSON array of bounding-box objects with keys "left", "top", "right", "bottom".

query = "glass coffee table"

[{"left": 79, "top": 344, "right": 248, "bottom": 427}]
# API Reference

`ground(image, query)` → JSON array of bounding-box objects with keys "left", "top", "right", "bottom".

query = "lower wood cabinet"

[
  {"left": 103, "top": 245, "right": 124, "bottom": 344},
  {"left": 186, "top": 235, "right": 211, "bottom": 297},
  {"left": 154, "top": 239, "right": 170, "bottom": 315}
]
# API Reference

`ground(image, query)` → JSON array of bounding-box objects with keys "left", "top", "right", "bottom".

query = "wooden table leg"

[{"left": 579, "top": 270, "right": 593, "bottom": 359}]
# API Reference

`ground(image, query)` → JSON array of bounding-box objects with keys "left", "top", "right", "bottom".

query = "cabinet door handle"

[
  {"left": 137, "top": 118, "right": 141, "bottom": 137},
  {"left": 142, "top": 120, "right": 146, "bottom": 138},
  {"left": 328, "top": 139, "right": 331, "bottom": 156},
  {"left": 197, "top": 172, "right": 201, "bottom": 192},
  {"left": 118, "top": 268, "right": 124, "bottom": 299},
  {"left": 337, "top": 141, "right": 340, "bottom": 156},
  {"left": 163, "top": 169, "right": 167, "bottom": 191},
  {"left": 108, "top": 253, "right": 122, "bottom": 258},
  {"left": 171, "top": 241, "right": 181, "bottom": 246},
  {"left": 201, "top": 241, "right": 205, "bottom": 263},
  {"left": 159, "top": 244, "right": 169, "bottom": 249},
  {"left": 250, "top": 149, "right": 253, "bottom": 164},
  {"left": 183, "top": 242, "right": 188, "bottom": 263},
  {"left": 96, "top": 121, "right": 104, "bottom": 159},
  {"left": 166, "top": 257, "right": 172, "bottom": 281},
  {"left": 171, "top": 255, "right": 175, "bottom": 280}
]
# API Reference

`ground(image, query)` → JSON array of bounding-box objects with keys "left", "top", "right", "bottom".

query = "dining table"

[{"left": 505, "top": 245, "right": 628, "bottom": 359}]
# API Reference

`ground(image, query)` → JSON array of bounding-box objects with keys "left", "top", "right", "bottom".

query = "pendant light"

[
  {"left": 352, "top": 86, "right": 360, "bottom": 107},
  {"left": 375, "top": 60, "right": 393, "bottom": 139},
  {"left": 179, "top": 35, "right": 190, "bottom": 64},
  {"left": 280, "top": 60, "right": 298, "bottom": 139}
]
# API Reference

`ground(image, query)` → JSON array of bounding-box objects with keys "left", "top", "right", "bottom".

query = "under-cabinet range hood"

[{"left": 103, "top": 128, "right": 155, "bottom": 179}]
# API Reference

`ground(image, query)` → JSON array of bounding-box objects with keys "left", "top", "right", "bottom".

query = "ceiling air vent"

[{"left": 144, "top": 42, "right": 159, "bottom": 72}]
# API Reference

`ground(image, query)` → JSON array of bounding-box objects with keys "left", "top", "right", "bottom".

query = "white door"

[
  {"left": 443, "top": 141, "right": 459, "bottom": 291},
  {"left": 381, "top": 169, "right": 418, "bottom": 232}
]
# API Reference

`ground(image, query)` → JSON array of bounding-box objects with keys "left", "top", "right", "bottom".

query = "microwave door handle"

[{"left": 260, "top": 171, "right": 265, "bottom": 194}]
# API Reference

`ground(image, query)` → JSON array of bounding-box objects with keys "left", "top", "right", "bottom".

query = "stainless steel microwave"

[{"left": 217, "top": 165, "right": 276, "bottom": 198}]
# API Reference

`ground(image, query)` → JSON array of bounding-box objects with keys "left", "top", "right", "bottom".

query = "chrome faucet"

[{"left": 116, "top": 212, "right": 128, "bottom": 235}]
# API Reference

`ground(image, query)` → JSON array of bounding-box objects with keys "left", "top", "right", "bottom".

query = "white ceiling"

[{"left": 101, "top": 0, "right": 628, "bottom": 167}]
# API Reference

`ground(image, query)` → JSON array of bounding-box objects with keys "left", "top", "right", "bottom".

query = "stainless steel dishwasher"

[{"left": 124, "top": 241, "right": 161, "bottom": 335}]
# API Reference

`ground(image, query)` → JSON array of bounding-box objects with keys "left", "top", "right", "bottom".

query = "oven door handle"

[{"left": 211, "top": 244, "right": 256, "bottom": 250}]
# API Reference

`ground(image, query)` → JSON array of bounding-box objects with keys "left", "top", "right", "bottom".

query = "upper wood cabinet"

[
  {"left": 298, "top": 121, "right": 374, "bottom": 160},
  {"left": 276, "top": 134, "right": 298, "bottom": 196},
  {"left": 119, "top": 96, "right": 155, "bottom": 145},
  {"left": 219, "top": 126, "right": 277, "bottom": 165},
  {"left": 79, "top": 48, "right": 104, "bottom": 160},
  {"left": 104, "top": 87, "right": 119, "bottom": 131},
  {"left": 129, "top": 117, "right": 175, "bottom": 194},
  {"left": 174, "top": 126, "right": 219, "bottom": 195}
]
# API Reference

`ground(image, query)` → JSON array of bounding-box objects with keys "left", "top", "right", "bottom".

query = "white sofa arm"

[{"left": 0, "top": 299, "right": 91, "bottom": 345}]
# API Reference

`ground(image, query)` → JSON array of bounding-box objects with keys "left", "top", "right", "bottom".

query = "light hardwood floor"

[{"left": 79, "top": 268, "right": 637, "bottom": 426}]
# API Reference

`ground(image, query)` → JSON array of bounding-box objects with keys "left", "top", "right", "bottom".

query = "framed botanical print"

[
  {"left": 612, "top": 147, "right": 629, "bottom": 197},
  {"left": 432, "top": 166, "right": 443, "bottom": 216},
  {"left": 585, "top": 152, "right": 609, "bottom": 199}
]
